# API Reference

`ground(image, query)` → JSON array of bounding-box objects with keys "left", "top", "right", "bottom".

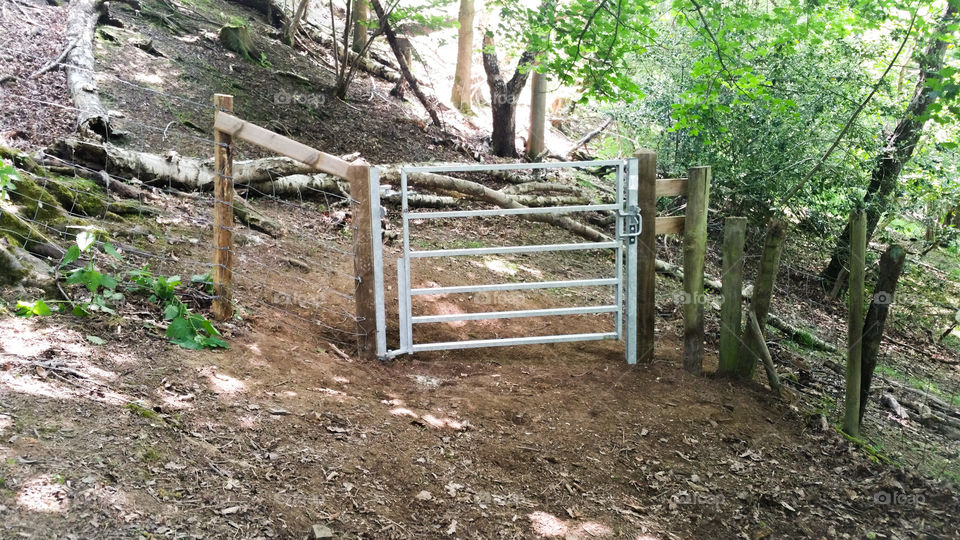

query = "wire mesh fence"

[{"left": 0, "top": 72, "right": 366, "bottom": 351}]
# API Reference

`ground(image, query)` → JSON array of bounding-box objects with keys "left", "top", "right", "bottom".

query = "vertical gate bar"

[
  {"left": 398, "top": 261, "right": 410, "bottom": 352},
  {"left": 625, "top": 158, "right": 640, "bottom": 365},
  {"left": 369, "top": 167, "right": 387, "bottom": 358},
  {"left": 614, "top": 159, "right": 626, "bottom": 339},
  {"left": 401, "top": 169, "right": 414, "bottom": 351}
]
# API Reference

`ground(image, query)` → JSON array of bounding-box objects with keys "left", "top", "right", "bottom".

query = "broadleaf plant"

[{"left": 16, "top": 232, "right": 227, "bottom": 350}]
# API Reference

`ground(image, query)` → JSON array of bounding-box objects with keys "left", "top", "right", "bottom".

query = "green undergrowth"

[{"left": 13, "top": 231, "right": 227, "bottom": 351}]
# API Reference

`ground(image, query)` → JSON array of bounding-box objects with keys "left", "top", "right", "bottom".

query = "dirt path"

[{"left": 1, "top": 308, "right": 957, "bottom": 538}]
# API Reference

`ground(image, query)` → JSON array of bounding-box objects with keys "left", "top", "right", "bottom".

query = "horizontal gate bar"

[
  {"left": 410, "top": 241, "right": 619, "bottom": 258},
  {"left": 412, "top": 305, "right": 618, "bottom": 324},
  {"left": 411, "top": 278, "right": 618, "bottom": 296},
  {"left": 410, "top": 332, "right": 619, "bottom": 352},
  {"left": 406, "top": 204, "right": 619, "bottom": 220},
  {"left": 402, "top": 160, "right": 626, "bottom": 174}
]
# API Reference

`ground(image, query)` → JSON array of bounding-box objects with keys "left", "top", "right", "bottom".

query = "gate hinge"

[{"left": 619, "top": 205, "right": 641, "bottom": 244}]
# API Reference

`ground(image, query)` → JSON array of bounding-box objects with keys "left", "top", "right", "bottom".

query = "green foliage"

[
  {"left": 390, "top": 0, "right": 457, "bottom": 32},
  {"left": 599, "top": 0, "right": 960, "bottom": 233},
  {"left": 0, "top": 159, "right": 17, "bottom": 202},
  {"left": 60, "top": 231, "right": 124, "bottom": 317},
  {"left": 490, "top": 0, "right": 651, "bottom": 102},
  {"left": 128, "top": 269, "right": 227, "bottom": 350},
  {"left": 15, "top": 299, "right": 51, "bottom": 318},
  {"left": 17, "top": 232, "right": 226, "bottom": 351}
]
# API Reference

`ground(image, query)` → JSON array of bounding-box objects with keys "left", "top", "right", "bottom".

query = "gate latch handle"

[{"left": 619, "top": 205, "right": 641, "bottom": 244}]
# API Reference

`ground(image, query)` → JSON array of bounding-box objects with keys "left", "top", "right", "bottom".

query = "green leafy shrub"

[
  {"left": 16, "top": 232, "right": 227, "bottom": 350},
  {"left": 0, "top": 159, "right": 17, "bottom": 202}
]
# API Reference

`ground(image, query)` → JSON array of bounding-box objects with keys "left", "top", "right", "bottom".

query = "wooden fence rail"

[
  {"left": 210, "top": 95, "right": 378, "bottom": 359},
  {"left": 634, "top": 150, "right": 711, "bottom": 372}
]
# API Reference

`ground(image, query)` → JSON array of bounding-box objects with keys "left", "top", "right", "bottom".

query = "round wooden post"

[
  {"left": 212, "top": 94, "right": 234, "bottom": 321},
  {"left": 682, "top": 166, "right": 710, "bottom": 374},
  {"left": 719, "top": 216, "right": 747, "bottom": 375},
  {"left": 634, "top": 150, "right": 657, "bottom": 363},
  {"left": 843, "top": 210, "right": 867, "bottom": 436}
]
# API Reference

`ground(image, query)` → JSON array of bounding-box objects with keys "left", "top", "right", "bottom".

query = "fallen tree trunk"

[
  {"left": 566, "top": 116, "right": 614, "bottom": 159},
  {"left": 48, "top": 140, "right": 563, "bottom": 191},
  {"left": 65, "top": 0, "right": 110, "bottom": 139},
  {"left": 46, "top": 139, "right": 598, "bottom": 212},
  {"left": 379, "top": 168, "right": 609, "bottom": 242}
]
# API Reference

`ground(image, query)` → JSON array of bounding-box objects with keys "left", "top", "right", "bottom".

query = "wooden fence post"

[
  {"left": 212, "top": 94, "right": 234, "bottom": 321},
  {"left": 737, "top": 218, "right": 786, "bottom": 378},
  {"left": 682, "top": 166, "right": 710, "bottom": 374},
  {"left": 719, "top": 216, "right": 747, "bottom": 375},
  {"left": 635, "top": 150, "right": 657, "bottom": 363},
  {"left": 843, "top": 210, "right": 867, "bottom": 436},
  {"left": 348, "top": 162, "right": 377, "bottom": 360}
]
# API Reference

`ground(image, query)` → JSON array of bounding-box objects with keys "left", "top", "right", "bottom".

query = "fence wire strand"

[{"left": 1, "top": 76, "right": 366, "bottom": 349}]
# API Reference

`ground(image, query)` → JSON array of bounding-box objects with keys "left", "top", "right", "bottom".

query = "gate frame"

[{"left": 369, "top": 159, "right": 641, "bottom": 364}]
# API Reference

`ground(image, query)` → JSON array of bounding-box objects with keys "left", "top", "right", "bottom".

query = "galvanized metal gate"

[{"left": 371, "top": 159, "right": 641, "bottom": 364}]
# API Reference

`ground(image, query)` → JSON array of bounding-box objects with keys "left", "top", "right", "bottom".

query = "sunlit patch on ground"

[
  {"left": 0, "top": 318, "right": 89, "bottom": 358},
  {"left": 0, "top": 371, "right": 76, "bottom": 401},
  {"left": 528, "top": 511, "right": 613, "bottom": 538},
  {"left": 389, "top": 407, "right": 418, "bottom": 419},
  {"left": 158, "top": 391, "right": 194, "bottom": 410},
  {"left": 471, "top": 257, "right": 543, "bottom": 278},
  {"left": 17, "top": 475, "right": 70, "bottom": 513},
  {"left": 387, "top": 401, "right": 470, "bottom": 430},
  {"left": 131, "top": 73, "right": 163, "bottom": 86},
  {"left": 416, "top": 300, "right": 468, "bottom": 328},
  {"left": 197, "top": 366, "right": 246, "bottom": 395},
  {"left": 237, "top": 414, "right": 259, "bottom": 429},
  {"left": 0, "top": 371, "right": 129, "bottom": 405},
  {"left": 310, "top": 387, "right": 352, "bottom": 402}
]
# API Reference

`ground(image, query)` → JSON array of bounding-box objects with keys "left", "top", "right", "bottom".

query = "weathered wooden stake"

[
  {"left": 859, "top": 244, "right": 906, "bottom": 422},
  {"left": 843, "top": 210, "right": 867, "bottom": 436},
  {"left": 748, "top": 309, "right": 782, "bottom": 397},
  {"left": 212, "top": 94, "right": 234, "bottom": 321},
  {"left": 737, "top": 218, "right": 786, "bottom": 378},
  {"left": 719, "top": 216, "right": 747, "bottom": 375},
  {"left": 682, "top": 166, "right": 710, "bottom": 374},
  {"left": 635, "top": 150, "right": 657, "bottom": 363},
  {"left": 348, "top": 163, "right": 377, "bottom": 360}
]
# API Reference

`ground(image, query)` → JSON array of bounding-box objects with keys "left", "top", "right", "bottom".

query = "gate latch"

[{"left": 619, "top": 205, "right": 641, "bottom": 244}]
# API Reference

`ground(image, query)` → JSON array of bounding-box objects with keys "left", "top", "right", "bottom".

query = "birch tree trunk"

[
  {"left": 351, "top": 0, "right": 369, "bottom": 53},
  {"left": 526, "top": 70, "right": 547, "bottom": 159},
  {"left": 66, "top": 0, "right": 110, "bottom": 139},
  {"left": 450, "top": 0, "right": 475, "bottom": 113}
]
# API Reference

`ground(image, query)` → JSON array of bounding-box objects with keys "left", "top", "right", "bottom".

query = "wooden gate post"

[
  {"left": 719, "top": 216, "right": 747, "bottom": 375},
  {"left": 348, "top": 162, "right": 377, "bottom": 360},
  {"left": 682, "top": 166, "right": 710, "bottom": 374},
  {"left": 634, "top": 150, "right": 657, "bottom": 363},
  {"left": 212, "top": 94, "right": 234, "bottom": 321}
]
